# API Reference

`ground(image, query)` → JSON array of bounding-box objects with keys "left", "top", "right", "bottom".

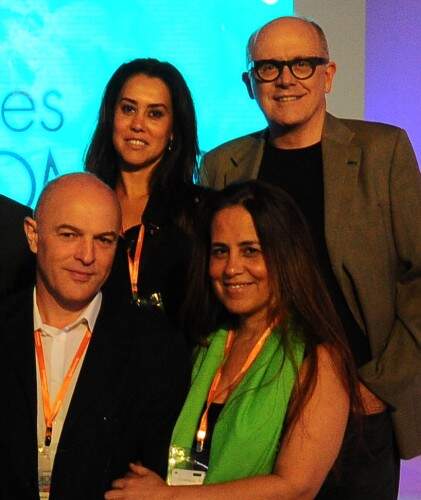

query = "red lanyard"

[
  {"left": 196, "top": 325, "right": 272, "bottom": 452},
  {"left": 127, "top": 224, "right": 145, "bottom": 300},
  {"left": 34, "top": 327, "right": 92, "bottom": 446}
]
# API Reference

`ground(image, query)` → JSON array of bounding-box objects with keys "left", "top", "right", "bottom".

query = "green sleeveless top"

[{"left": 170, "top": 326, "right": 305, "bottom": 484}]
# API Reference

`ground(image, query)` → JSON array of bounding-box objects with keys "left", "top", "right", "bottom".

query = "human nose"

[
  {"left": 74, "top": 238, "right": 95, "bottom": 265},
  {"left": 130, "top": 111, "right": 146, "bottom": 132},
  {"left": 223, "top": 252, "right": 243, "bottom": 277},
  {"left": 275, "top": 64, "right": 295, "bottom": 86}
]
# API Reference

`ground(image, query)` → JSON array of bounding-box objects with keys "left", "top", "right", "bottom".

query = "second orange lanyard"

[
  {"left": 196, "top": 325, "right": 272, "bottom": 452},
  {"left": 127, "top": 224, "right": 145, "bottom": 300}
]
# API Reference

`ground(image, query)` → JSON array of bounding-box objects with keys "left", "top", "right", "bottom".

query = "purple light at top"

[{"left": 365, "top": 0, "right": 421, "bottom": 164}]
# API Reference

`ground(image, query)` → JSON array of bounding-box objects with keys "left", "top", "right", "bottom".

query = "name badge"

[
  {"left": 38, "top": 446, "right": 52, "bottom": 499},
  {"left": 167, "top": 445, "right": 207, "bottom": 486},
  {"left": 169, "top": 468, "right": 206, "bottom": 486}
]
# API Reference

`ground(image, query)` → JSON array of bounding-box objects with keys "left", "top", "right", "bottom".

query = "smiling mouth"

[
  {"left": 67, "top": 270, "right": 94, "bottom": 282},
  {"left": 224, "top": 282, "right": 253, "bottom": 289},
  {"left": 273, "top": 95, "right": 302, "bottom": 102},
  {"left": 126, "top": 139, "right": 148, "bottom": 147}
]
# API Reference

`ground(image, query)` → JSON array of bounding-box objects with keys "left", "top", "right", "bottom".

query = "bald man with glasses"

[{"left": 201, "top": 15, "right": 421, "bottom": 500}]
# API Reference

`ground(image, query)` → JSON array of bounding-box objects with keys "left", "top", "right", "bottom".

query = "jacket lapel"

[
  {"left": 322, "top": 113, "right": 364, "bottom": 327},
  {"left": 58, "top": 301, "right": 133, "bottom": 445},
  {"left": 232, "top": 117, "right": 362, "bottom": 275},
  {"left": 228, "top": 116, "right": 364, "bottom": 328},
  {"left": 225, "top": 130, "right": 266, "bottom": 185}
]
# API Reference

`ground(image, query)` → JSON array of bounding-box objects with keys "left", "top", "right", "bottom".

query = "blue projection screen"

[{"left": 0, "top": 0, "right": 292, "bottom": 206}]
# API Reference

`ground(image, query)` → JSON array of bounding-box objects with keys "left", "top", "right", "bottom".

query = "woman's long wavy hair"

[
  {"left": 182, "top": 180, "right": 361, "bottom": 430},
  {"left": 84, "top": 58, "right": 199, "bottom": 194}
]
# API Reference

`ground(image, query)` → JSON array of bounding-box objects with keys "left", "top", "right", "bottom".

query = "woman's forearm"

[{"left": 163, "top": 474, "right": 316, "bottom": 500}]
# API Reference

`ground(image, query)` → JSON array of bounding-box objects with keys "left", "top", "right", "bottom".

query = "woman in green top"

[{"left": 105, "top": 181, "right": 360, "bottom": 499}]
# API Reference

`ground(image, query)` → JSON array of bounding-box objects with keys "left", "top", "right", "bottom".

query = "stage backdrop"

[
  {"left": 0, "top": 0, "right": 292, "bottom": 206},
  {"left": 1, "top": 1, "right": 420, "bottom": 207}
]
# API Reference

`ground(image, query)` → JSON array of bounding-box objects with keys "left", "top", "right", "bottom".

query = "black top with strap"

[{"left": 103, "top": 184, "right": 209, "bottom": 331}]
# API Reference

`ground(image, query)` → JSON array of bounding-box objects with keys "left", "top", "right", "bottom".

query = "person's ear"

[
  {"left": 242, "top": 72, "right": 255, "bottom": 100},
  {"left": 324, "top": 61, "right": 337, "bottom": 94},
  {"left": 24, "top": 216, "right": 39, "bottom": 254}
]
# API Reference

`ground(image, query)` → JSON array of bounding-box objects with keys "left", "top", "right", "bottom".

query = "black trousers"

[{"left": 316, "top": 411, "right": 400, "bottom": 500}]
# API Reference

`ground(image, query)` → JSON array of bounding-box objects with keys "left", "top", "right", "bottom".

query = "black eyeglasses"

[{"left": 249, "top": 57, "right": 329, "bottom": 81}]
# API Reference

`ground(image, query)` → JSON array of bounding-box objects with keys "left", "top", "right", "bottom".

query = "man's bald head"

[
  {"left": 34, "top": 172, "right": 121, "bottom": 227},
  {"left": 25, "top": 172, "right": 121, "bottom": 324},
  {"left": 246, "top": 16, "right": 330, "bottom": 66}
]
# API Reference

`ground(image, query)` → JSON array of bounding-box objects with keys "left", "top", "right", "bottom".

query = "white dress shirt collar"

[{"left": 33, "top": 288, "right": 102, "bottom": 334}]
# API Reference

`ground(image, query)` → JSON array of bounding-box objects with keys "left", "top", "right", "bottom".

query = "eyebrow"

[
  {"left": 119, "top": 97, "right": 169, "bottom": 109},
  {"left": 55, "top": 224, "right": 81, "bottom": 233},
  {"left": 255, "top": 55, "right": 322, "bottom": 61},
  {"left": 55, "top": 224, "right": 118, "bottom": 238},
  {"left": 95, "top": 231, "right": 119, "bottom": 239},
  {"left": 239, "top": 240, "right": 260, "bottom": 247},
  {"left": 119, "top": 97, "right": 137, "bottom": 104},
  {"left": 211, "top": 240, "right": 260, "bottom": 246}
]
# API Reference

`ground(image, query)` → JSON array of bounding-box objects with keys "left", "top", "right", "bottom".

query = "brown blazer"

[{"left": 201, "top": 113, "right": 421, "bottom": 459}]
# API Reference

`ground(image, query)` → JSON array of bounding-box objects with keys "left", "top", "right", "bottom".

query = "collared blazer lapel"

[
  {"left": 202, "top": 130, "right": 266, "bottom": 188},
  {"left": 57, "top": 301, "right": 134, "bottom": 448},
  {"left": 226, "top": 131, "right": 266, "bottom": 185},
  {"left": 321, "top": 113, "right": 364, "bottom": 329}
]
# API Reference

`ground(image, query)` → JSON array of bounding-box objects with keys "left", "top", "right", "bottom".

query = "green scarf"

[{"left": 170, "top": 326, "right": 304, "bottom": 484}]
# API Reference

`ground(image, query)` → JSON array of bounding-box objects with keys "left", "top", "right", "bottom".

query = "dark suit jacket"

[
  {"left": 0, "top": 195, "right": 35, "bottom": 301},
  {"left": 201, "top": 113, "right": 421, "bottom": 458},
  {"left": 0, "top": 288, "right": 190, "bottom": 499}
]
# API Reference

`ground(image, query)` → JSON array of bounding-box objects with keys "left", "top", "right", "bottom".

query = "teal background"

[{"left": 0, "top": 0, "right": 292, "bottom": 206}]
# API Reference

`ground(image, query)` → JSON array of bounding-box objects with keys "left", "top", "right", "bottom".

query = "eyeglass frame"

[{"left": 248, "top": 57, "right": 329, "bottom": 82}]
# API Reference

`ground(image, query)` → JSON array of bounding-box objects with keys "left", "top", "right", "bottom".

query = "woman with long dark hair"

[
  {"left": 106, "top": 181, "right": 361, "bottom": 499},
  {"left": 85, "top": 58, "right": 204, "bottom": 325}
]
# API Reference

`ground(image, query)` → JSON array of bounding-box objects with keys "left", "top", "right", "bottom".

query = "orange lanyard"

[
  {"left": 34, "top": 327, "right": 92, "bottom": 446},
  {"left": 196, "top": 325, "right": 272, "bottom": 452},
  {"left": 127, "top": 224, "right": 145, "bottom": 300}
]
